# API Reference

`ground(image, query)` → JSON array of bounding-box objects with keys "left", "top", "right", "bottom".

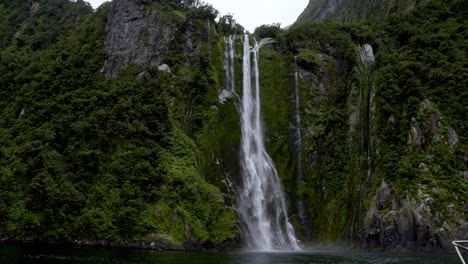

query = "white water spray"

[
  {"left": 237, "top": 34, "right": 301, "bottom": 251},
  {"left": 223, "top": 35, "right": 236, "bottom": 93}
]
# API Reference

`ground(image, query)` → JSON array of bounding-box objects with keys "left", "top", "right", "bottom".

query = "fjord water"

[
  {"left": 0, "top": 244, "right": 462, "bottom": 264},
  {"left": 237, "top": 34, "right": 300, "bottom": 251}
]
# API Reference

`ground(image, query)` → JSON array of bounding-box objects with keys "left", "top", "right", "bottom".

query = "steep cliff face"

[
  {"left": 253, "top": 0, "right": 467, "bottom": 249},
  {"left": 362, "top": 100, "right": 466, "bottom": 250},
  {"left": 102, "top": 0, "right": 214, "bottom": 78},
  {"left": 296, "top": 0, "right": 425, "bottom": 22},
  {"left": 102, "top": 0, "right": 177, "bottom": 77},
  {"left": 363, "top": 180, "right": 467, "bottom": 250}
]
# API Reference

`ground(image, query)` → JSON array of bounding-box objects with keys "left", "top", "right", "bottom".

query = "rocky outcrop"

[
  {"left": 362, "top": 100, "right": 466, "bottom": 251},
  {"left": 408, "top": 100, "right": 459, "bottom": 150},
  {"left": 102, "top": 0, "right": 209, "bottom": 78},
  {"left": 359, "top": 44, "right": 375, "bottom": 66},
  {"left": 363, "top": 181, "right": 468, "bottom": 251},
  {"left": 462, "top": 171, "right": 468, "bottom": 180},
  {"left": 102, "top": 0, "right": 177, "bottom": 77}
]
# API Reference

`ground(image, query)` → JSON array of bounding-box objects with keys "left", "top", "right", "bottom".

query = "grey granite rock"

[{"left": 102, "top": 0, "right": 176, "bottom": 78}]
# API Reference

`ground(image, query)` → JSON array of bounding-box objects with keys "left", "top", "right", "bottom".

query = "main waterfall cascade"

[{"left": 237, "top": 34, "right": 301, "bottom": 251}]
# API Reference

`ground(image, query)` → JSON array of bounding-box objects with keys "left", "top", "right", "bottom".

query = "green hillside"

[{"left": 0, "top": 0, "right": 466, "bottom": 250}]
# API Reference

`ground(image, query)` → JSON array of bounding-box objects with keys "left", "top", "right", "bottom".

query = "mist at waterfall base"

[{"left": 0, "top": 244, "right": 462, "bottom": 264}]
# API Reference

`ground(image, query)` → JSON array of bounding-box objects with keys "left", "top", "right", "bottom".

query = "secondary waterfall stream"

[
  {"left": 237, "top": 34, "right": 301, "bottom": 251},
  {"left": 293, "top": 57, "right": 309, "bottom": 239},
  {"left": 357, "top": 43, "right": 374, "bottom": 184},
  {"left": 223, "top": 35, "right": 236, "bottom": 94},
  {"left": 355, "top": 44, "right": 375, "bottom": 237}
]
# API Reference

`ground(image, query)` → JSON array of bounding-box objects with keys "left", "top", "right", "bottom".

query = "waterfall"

[
  {"left": 356, "top": 44, "right": 375, "bottom": 238},
  {"left": 220, "top": 36, "right": 236, "bottom": 103},
  {"left": 293, "top": 57, "right": 309, "bottom": 239},
  {"left": 293, "top": 59, "right": 302, "bottom": 169},
  {"left": 237, "top": 34, "right": 301, "bottom": 251},
  {"left": 228, "top": 35, "right": 235, "bottom": 93},
  {"left": 223, "top": 35, "right": 236, "bottom": 93},
  {"left": 358, "top": 43, "right": 374, "bottom": 179}
]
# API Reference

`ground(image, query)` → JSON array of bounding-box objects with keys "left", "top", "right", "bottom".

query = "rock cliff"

[
  {"left": 102, "top": 0, "right": 177, "bottom": 77},
  {"left": 363, "top": 181, "right": 467, "bottom": 250},
  {"left": 296, "top": 0, "right": 426, "bottom": 22},
  {"left": 102, "top": 0, "right": 209, "bottom": 78},
  {"left": 273, "top": 11, "right": 467, "bottom": 248}
]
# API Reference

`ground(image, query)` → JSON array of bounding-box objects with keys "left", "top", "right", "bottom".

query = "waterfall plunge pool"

[{"left": 0, "top": 244, "right": 462, "bottom": 264}]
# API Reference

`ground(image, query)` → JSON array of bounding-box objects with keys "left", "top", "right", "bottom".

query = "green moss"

[{"left": 298, "top": 49, "right": 320, "bottom": 66}]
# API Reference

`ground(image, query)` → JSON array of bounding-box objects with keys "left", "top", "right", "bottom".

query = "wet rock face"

[
  {"left": 410, "top": 118, "right": 423, "bottom": 150},
  {"left": 376, "top": 181, "right": 390, "bottom": 210},
  {"left": 362, "top": 182, "right": 468, "bottom": 251},
  {"left": 359, "top": 44, "right": 375, "bottom": 65},
  {"left": 448, "top": 127, "right": 458, "bottom": 147},
  {"left": 462, "top": 171, "right": 468, "bottom": 180},
  {"left": 102, "top": 0, "right": 176, "bottom": 77}
]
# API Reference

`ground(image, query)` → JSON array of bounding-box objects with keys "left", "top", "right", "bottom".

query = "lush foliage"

[
  {"left": 0, "top": 0, "right": 466, "bottom": 249},
  {"left": 0, "top": 0, "right": 235, "bottom": 245},
  {"left": 259, "top": 0, "right": 468, "bottom": 243}
]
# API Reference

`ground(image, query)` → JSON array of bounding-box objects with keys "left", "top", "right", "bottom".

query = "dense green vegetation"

[
  {"left": 256, "top": 0, "right": 467, "bottom": 244},
  {"left": 0, "top": 0, "right": 237, "bottom": 245},
  {"left": 371, "top": 0, "right": 467, "bottom": 198},
  {"left": 0, "top": 0, "right": 466, "bottom": 249}
]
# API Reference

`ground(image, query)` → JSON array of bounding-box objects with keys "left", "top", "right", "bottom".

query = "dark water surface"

[{"left": 0, "top": 244, "right": 463, "bottom": 264}]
